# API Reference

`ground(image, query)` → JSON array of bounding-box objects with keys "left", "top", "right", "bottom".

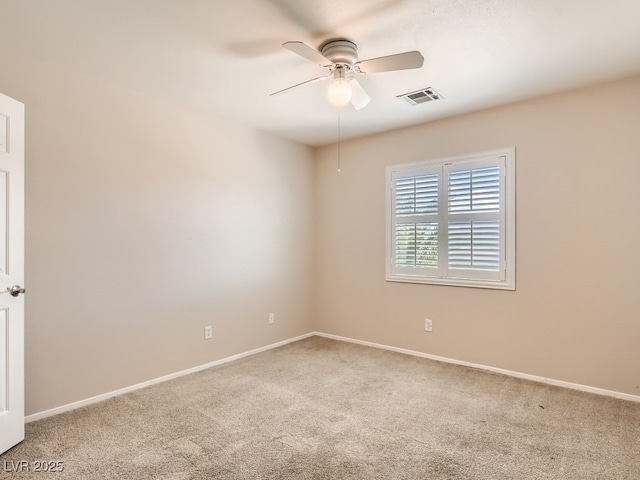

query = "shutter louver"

[
  {"left": 395, "top": 223, "right": 438, "bottom": 267},
  {"left": 396, "top": 173, "right": 438, "bottom": 216},
  {"left": 448, "top": 221, "right": 500, "bottom": 270},
  {"left": 448, "top": 166, "right": 500, "bottom": 214}
]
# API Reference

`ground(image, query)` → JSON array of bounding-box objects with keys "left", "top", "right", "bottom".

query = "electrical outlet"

[
  {"left": 204, "top": 325, "right": 213, "bottom": 339},
  {"left": 425, "top": 319, "right": 433, "bottom": 332},
  {"left": 269, "top": 313, "right": 275, "bottom": 325}
]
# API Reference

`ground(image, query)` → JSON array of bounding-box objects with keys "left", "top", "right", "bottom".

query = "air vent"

[{"left": 398, "top": 87, "right": 443, "bottom": 106}]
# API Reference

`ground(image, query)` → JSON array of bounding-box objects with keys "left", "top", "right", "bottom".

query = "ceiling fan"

[{"left": 270, "top": 38, "right": 424, "bottom": 110}]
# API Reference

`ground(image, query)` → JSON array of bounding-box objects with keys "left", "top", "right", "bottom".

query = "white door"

[{"left": 0, "top": 92, "right": 25, "bottom": 454}]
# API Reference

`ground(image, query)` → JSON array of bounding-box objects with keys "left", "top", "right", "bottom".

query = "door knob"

[{"left": 7, "top": 285, "right": 25, "bottom": 297}]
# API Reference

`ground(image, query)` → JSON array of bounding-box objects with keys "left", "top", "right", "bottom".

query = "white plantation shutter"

[
  {"left": 387, "top": 148, "right": 515, "bottom": 289},
  {"left": 396, "top": 173, "right": 439, "bottom": 216},
  {"left": 394, "top": 172, "right": 439, "bottom": 269},
  {"left": 448, "top": 221, "right": 501, "bottom": 271},
  {"left": 445, "top": 161, "right": 503, "bottom": 280},
  {"left": 395, "top": 222, "right": 439, "bottom": 267},
  {"left": 447, "top": 166, "right": 501, "bottom": 214}
]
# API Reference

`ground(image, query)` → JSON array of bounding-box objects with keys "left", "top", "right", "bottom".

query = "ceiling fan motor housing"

[{"left": 320, "top": 39, "right": 358, "bottom": 66}]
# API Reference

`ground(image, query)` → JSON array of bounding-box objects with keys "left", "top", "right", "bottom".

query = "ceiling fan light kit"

[
  {"left": 326, "top": 65, "right": 353, "bottom": 107},
  {"left": 271, "top": 38, "right": 424, "bottom": 110}
]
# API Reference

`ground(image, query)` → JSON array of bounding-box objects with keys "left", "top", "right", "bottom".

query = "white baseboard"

[
  {"left": 315, "top": 332, "right": 640, "bottom": 404},
  {"left": 26, "top": 330, "right": 639, "bottom": 422},
  {"left": 25, "top": 332, "right": 315, "bottom": 423}
]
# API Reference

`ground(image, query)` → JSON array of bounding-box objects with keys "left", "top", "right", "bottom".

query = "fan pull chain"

[{"left": 337, "top": 109, "right": 341, "bottom": 173}]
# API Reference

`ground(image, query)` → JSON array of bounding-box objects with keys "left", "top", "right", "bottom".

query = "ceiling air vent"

[{"left": 398, "top": 87, "right": 443, "bottom": 106}]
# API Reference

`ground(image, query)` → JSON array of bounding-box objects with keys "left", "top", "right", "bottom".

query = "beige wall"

[
  {"left": 316, "top": 76, "right": 640, "bottom": 396},
  {"left": 1, "top": 56, "right": 316, "bottom": 415}
]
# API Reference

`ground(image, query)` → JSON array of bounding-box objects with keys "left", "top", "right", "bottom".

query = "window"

[{"left": 386, "top": 148, "right": 515, "bottom": 289}]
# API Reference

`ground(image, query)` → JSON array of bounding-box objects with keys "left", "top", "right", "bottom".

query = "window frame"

[{"left": 385, "top": 147, "right": 516, "bottom": 290}]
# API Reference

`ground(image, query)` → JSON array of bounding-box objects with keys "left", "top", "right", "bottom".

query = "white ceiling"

[{"left": 5, "top": 0, "right": 640, "bottom": 146}]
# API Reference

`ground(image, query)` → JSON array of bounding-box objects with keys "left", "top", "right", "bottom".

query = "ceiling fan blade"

[
  {"left": 355, "top": 51, "right": 424, "bottom": 74},
  {"left": 282, "top": 41, "right": 332, "bottom": 66},
  {"left": 347, "top": 77, "right": 371, "bottom": 110},
  {"left": 270, "top": 73, "right": 332, "bottom": 97}
]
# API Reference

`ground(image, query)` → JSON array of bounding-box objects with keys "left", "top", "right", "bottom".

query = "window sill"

[{"left": 386, "top": 274, "right": 515, "bottom": 290}]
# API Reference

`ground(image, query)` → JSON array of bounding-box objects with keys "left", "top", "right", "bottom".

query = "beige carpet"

[{"left": 2, "top": 336, "right": 639, "bottom": 479}]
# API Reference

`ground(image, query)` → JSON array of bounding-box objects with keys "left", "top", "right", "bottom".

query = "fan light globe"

[{"left": 327, "top": 78, "right": 352, "bottom": 107}]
